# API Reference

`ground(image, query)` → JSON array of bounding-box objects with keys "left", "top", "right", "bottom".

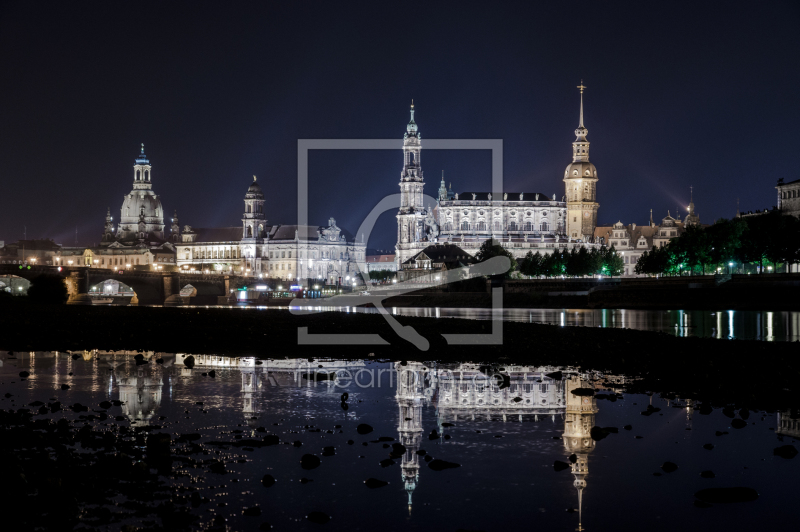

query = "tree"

[
  {"left": 475, "top": 239, "right": 517, "bottom": 277},
  {"left": 27, "top": 275, "right": 68, "bottom": 304},
  {"left": 602, "top": 246, "right": 624, "bottom": 277},
  {"left": 519, "top": 251, "right": 543, "bottom": 278}
]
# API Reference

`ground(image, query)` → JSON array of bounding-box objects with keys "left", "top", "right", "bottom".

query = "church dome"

[
  {"left": 564, "top": 161, "right": 597, "bottom": 180},
  {"left": 246, "top": 177, "right": 264, "bottom": 198},
  {"left": 120, "top": 191, "right": 164, "bottom": 226}
]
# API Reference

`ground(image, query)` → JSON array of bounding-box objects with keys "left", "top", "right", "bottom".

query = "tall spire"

[
  {"left": 578, "top": 80, "right": 586, "bottom": 128},
  {"left": 141, "top": 143, "right": 145, "bottom": 154}
]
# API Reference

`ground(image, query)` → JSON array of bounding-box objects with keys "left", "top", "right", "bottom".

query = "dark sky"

[{"left": 1, "top": 1, "right": 798, "bottom": 250}]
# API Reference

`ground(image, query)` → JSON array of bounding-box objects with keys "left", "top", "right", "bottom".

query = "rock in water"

[
  {"left": 18, "top": 371, "right": 29, "bottom": 378},
  {"left": 428, "top": 459, "right": 461, "bottom": 471},
  {"left": 306, "top": 512, "right": 330, "bottom": 524},
  {"left": 661, "top": 462, "right": 678, "bottom": 473},
  {"left": 243, "top": 506, "right": 262, "bottom": 516},
  {"left": 773, "top": 445, "right": 798, "bottom": 459},
  {"left": 700, "top": 471, "right": 716, "bottom": 479},
  {"left": 184, "top": 356, "right": 195, "bottom": 369},
  {"left": 261, "top": 474, "right": 276, "bottom": 487},
  {"left": 364, "top": 478, "right": 389, "bottom": 489},
  {"left": 703, "top": 444, "right": 714, "bottom": 450},
  {"left": 356, "top": 424, "right": 373, "bottom": 435},
  {"left": 731, "top": 419, "right": 747, "bottom": 429},
  {"left": 300, "top": 454, "right": 321, "bottom": 470},
  {"left": 694, "top": 487, "right": 758, "bottom": 504}
]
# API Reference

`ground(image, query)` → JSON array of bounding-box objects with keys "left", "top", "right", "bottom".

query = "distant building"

[
  {"left": 365, "top": 254, "right": 397, "bottom": 272},
  {"left": 594, "top": 203, "right": 703, "bottom": 276},
  {"left": 176, "top": 177, "right": 366, "bottom": 284},
  {"left": 397, "top": 243, "right": 476, "bottom": 284},
  {"left": 777, "top": 178, "right": 800, "bottom": 218},
  {"left": 396, "top": 85, "right": 601, "bottom": 269}
]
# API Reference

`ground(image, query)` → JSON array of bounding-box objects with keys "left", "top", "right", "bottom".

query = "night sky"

[{"left": 1, "top": 2, "right": 798, "bottom": 250}]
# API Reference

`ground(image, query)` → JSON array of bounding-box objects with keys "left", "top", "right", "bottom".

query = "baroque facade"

[
  {"left": 395, "top": 85, "right": 601, "bottom": 268},
  {"left": 175, "top": 177, "right": 366, "bottom": 283}
]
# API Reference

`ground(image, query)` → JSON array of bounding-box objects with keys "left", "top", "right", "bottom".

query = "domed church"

[{"left": 101, "top": 144, "right": 168, "bottom": 246}]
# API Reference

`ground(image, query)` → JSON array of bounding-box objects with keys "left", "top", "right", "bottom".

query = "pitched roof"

[
  {"left": 191, "top": 227, "right": 244, "bottom": 243},
  {"left": 403, "top": 244, "right": 476, "bottom": 265},
  {"left": 366, "top": 254, "right": 396, "bottom": 263}
]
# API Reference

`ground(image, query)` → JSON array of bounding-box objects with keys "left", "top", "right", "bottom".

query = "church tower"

[
  {"left": 170, "top": 210, "right": 180, "bottom": 242},
  {"left": 101, "top": 208, "right": 115, "bottom": 245},
  {"left": 242, "top": 176, "right": 266, "bottom": 240},
  {"left": 564, "top": 83, "right": 599, "bottom": 240},
  {"left": 396, "top": 102, "right": 427, "bottom": 265}
]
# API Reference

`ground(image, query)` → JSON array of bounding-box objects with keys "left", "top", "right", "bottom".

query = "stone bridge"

[{"left": 0, "top": 265, "right": 248, "bottom": 306}]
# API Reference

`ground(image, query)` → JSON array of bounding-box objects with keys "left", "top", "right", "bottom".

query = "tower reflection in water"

[{"left": 395, "top": 362, "right": 599, "bottom": 529}]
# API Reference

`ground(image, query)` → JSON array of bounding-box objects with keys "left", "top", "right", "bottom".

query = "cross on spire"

[{"left": 141, "top": 143, "right": 144, "bottom": 154}]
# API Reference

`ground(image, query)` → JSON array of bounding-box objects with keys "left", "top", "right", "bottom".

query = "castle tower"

[
  {"left": 116, "top": 144, "right": 165, "bottom": 242},
  {"left": 563, "top": 83, "right": 599, "bottom": 240},
  {"left": 562, "top": 375, "right": 599, "bottom": 531},
  {"left": 242, "top": 176, "right": 266, "bottom": 240},
  {"left": 396, "top": 102, "right": 427, "bottom": 266},
  {"left": 395, "top": 361, "right": 427, "bottom": 514}
]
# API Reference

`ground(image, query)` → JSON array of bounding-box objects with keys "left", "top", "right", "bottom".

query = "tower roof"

[
  {"left": 406, "top": 101, "right": 418, "bottom": 135},
  {"left": 135, "top": 143, "right": 150, "bottom": 165}
]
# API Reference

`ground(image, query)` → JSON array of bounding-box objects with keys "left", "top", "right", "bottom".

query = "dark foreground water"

[{"left": 1, "top": 351, "right": 797, "bottom": 531}]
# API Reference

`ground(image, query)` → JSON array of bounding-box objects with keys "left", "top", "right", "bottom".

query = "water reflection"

[
  {"left": 394, "top": 362, "right": 600, "bottom": 529},
  {"left": 4, "top": 351, "right": 798, "bottom": 531},
  {"left": 284, "top": 306, "right": 800, "bottom": 342}
]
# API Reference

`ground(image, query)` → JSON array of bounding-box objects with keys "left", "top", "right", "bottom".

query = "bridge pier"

[
  {"left": 163, "top": 273, "right": 183, "bottom": 306},
  {"left": 66, "top": 270, "right": 93, "bottom": 305}
]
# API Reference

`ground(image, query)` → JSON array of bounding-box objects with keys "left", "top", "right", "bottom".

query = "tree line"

[
  {"left": 635, "top": 211, "right": 800, "bottom": 276},
  {"left": 475, "top": 239, "right": 624, "bottom": 278}
]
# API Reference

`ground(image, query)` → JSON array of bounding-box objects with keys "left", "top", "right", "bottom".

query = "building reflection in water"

[
  {"left": 395, "top": 362, "right": 600, "bottom": 529},
  {"left": 563, "top": 374, "right": 597, "bottom": 531},
  {"left": 95, "top": 351, "right": 169, "bottom": 424},
  {"left": 777, "top": 410, "right": 800, "bottom": 439}
]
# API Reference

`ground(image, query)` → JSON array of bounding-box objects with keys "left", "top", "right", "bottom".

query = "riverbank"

[
  {"left": 373, "top": 274, "right": 800, "bottom": 310},
  {"left": 1, "top": 299, "right": 798, "bottom": 409}
]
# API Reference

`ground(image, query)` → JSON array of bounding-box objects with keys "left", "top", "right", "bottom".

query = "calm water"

[
  {"left": 281, "top": 306, "right": 800, "bottom": 342},
  {"left": 2, "top": 351, "right": 797, "bottom": 531}
]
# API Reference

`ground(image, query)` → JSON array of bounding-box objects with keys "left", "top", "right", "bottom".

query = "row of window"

[
  {"left": 781, "top": 189, "right": 799, "bottom": 199},
  {"left": 443, "top": 221, "right": 553, "bottom": 232}
]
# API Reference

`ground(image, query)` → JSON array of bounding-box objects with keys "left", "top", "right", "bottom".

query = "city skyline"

[{"left": 2, "top": 2, "right": 798, "bottom": 250}]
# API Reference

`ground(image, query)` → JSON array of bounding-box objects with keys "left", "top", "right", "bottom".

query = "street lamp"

[{"left": 728, "top": 261, "right": 733, "bottom": 274}]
